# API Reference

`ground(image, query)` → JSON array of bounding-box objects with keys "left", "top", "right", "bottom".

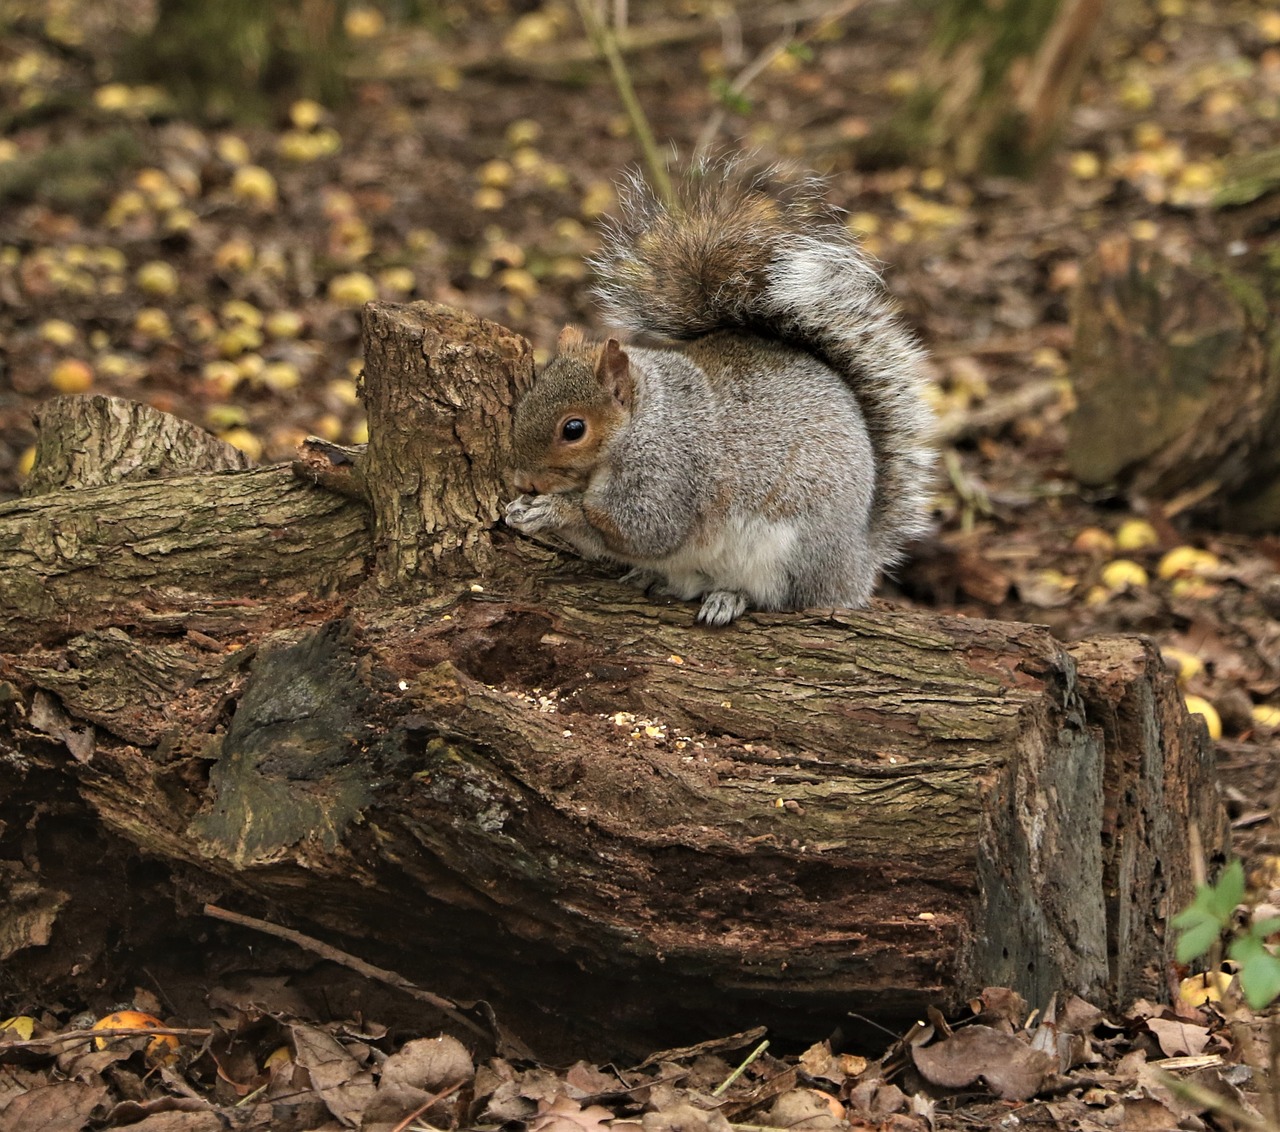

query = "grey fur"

[{"left": 506, "top": 160, "right": 936, "bottom": 623}]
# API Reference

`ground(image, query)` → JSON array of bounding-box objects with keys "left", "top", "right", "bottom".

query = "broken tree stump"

[
  {"left": 0, "top": 301, "right": 1226, "bottom": 1058},
  {"left": 1067, "top": 235, "right": 1280, "bottom": 532}
]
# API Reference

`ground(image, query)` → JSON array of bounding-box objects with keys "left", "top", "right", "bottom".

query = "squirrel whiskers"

[{"left": 506, "top": 158, "right": 936, "bottom": 625}]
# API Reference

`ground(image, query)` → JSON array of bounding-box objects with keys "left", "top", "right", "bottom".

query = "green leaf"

[
  {"left": 1228, "top": 934, "right": 1280, "bottom": 1010},
  {"left": 1206, "top": 860, "right": 1246, "bottom": 919},
  {"left": 1250, "top": 917, "right": 1280, "bottom": 939},
  {"left": 1176, "top": 916, "right": 1223, "bottom": 964},
  {"left": 1173, "top": 861, "right": 1247, "bottom": 962}
]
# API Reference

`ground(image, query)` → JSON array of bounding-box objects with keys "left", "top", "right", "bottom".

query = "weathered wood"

[
  {"left": 23, "top": 395, "right": 250, "bottom": 497},
  {"left": 0, "top": 301, "right": 1225, "bottom": 1058},
  {"left": 0, "top": 465, "right": 370, "bottom": 649},
  {"left": 1067, "top": 235, "right": 1280, "bottom": 531},
  {"left": 360, "top": 301, "right": 533, "bottom": 588}
]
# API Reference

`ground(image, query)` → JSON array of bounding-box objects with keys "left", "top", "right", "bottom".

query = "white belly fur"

[{"left": 655, "top": 514, "right": 797, "bottom": 606}]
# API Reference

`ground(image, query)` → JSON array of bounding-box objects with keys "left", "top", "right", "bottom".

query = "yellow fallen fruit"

[
  {"left": 1115, "top": 518, "right": 1159, "bottom": 552},
  {"left": 1, "top": 1015, "right": 36, "bottom": 1040},
  {"left": 136, "top": 260, "right": 179, "bottom": 297},
  {"left": 50, "top": 359, "right": 94, "bottom": 393},
  {"left": 134, "top": 308, "right": 172, "bottom": 341},
  {"left": 1158, "top": 546, "right": 1220, "bottom": 579},
  {"left": 221, "top": 298, "right": 263, "bottom": 327},
  {"left": 220, "top": 427, "right": 263, "bottom": 462},
  {"left": 92, "top": 1010, "right": 179, "bottom": 1064},
  {"left": 1161, "top": 647, "right": 1204, "bottom": 685},
  {"left": 1100, "top": 559, "right": 1149, "bottom": 591},
  {"left": 39, "top": 318, "right": 78, "bottom": 347},
  {"left": 1178, "top": 970, "right": 1230, "bottom": 1007},
  {"left": 231, "top": 165, "right": 278, "bottom": 210},
  {"left": 1252, "top": 705, "right": 1280, "bottom": 730},
  {"left": 265, "top": 309, "right": 304, "bottom": 339},
  {"left": 1072, "top": 526, "right": 1115, "bottom": 554},
  {"left": 1183, "top": 695, "right": 1222, "bottom": 739},
  {"left": 327, "top": 272, "right": 378, "bottom": 306},
  {"left": 289, "top": 98, "right": 325, "bottom": 130}
]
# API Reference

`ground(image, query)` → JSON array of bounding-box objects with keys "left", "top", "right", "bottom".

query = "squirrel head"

[{"left": 509, "top": 327, "right": 633, "bottom": 495}]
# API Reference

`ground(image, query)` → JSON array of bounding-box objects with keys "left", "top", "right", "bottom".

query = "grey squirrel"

[{"left": 504, "top": 159, "right": 936, "bottom": 625}]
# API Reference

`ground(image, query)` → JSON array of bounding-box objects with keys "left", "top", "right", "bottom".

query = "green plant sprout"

[{"left": 1174, "top": 859, "right": 1280, "bottom": 1010}]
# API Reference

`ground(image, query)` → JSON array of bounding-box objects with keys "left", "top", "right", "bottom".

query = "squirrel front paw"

[
  {"left": 697, "top": 590, "right": 749, "bottom": 626},
  {"left": 504, "top": 493, "right": 561, "bottom": 535}
]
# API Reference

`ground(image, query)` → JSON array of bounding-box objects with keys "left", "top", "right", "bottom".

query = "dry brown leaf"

[
  {"left": 1144, "top": 1017, "right": 1211, "bottom": 1057},
  {"left": 289, "top": 1022, "right": 377, "bottom": 1124},
  {"left": 111, "top": 1112, "right": 225, "bottom": 1132},
  {"left": 765, "top": 1087, "right": 844, "bottom": 1130},
  {"left": 911, "top": 1025, "right": 1056, "bottom": 1101},
  {"left": 973, "top": 986, "right": 1028, "bottom": 1029},
  {"left": 1115, "top": 1096, "right": 1185, "bottom": 1130},
  {"left": 640, "top": 1100, "right": 734, "bottom": 1132},
  {"left": 1, "top": 1080, "right": 110, "bottom": 1132},
  {"left": 379, "top": 1034, "right": 472, "bottom": 1091},
  {"left": 797, "top": 1041, "right": 844, "bottom": 1086},
  {"left": 530, "top": 1094, "right": 616, "bottom": 1132},
  {"left": 565, "top": 1059, "right": 623, "bottom": 1097}
]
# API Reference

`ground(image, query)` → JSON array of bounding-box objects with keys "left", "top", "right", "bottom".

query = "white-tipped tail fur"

[{"left": 589, "top": 158, "right": 936, "bottom": 572}]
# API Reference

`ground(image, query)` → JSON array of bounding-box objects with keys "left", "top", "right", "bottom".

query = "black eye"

[{"left": 561, "top": 418, "right": 586, "bottom": 441}]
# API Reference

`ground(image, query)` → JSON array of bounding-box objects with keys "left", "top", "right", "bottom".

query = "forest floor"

[{"left": 2, "top": 1, "right": 1280, "bottom": 1129}]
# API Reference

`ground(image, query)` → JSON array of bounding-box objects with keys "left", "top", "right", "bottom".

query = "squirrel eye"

[{"left": 561, "top": 418, "right": 587, "bottom": 442}]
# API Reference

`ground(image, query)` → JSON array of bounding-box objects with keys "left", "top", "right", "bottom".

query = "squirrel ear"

[{"left": 596, "top": 338, "right": 632, "bottom": 408}]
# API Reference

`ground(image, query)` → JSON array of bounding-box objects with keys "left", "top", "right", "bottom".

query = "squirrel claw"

[
  {"left": 504, "top": 493, "right": 553, "bottom": 534},
  {"left": 697, "top": 590, "right": 749, "bottom": 626},
  {"left": 619, "top": 567, "right": 664, "bottom": 593}
]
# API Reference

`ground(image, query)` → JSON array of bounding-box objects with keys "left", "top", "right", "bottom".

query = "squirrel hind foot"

[
  {"left": 696, "top": 590, "right": 749, "bottom": 626},
  {"left": 619, "top": 566, "right": 665, "bottom": 594}
]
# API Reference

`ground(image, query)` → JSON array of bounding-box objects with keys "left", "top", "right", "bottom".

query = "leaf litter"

[{"left": 3, "top": 981, "right": 1279, "bottom": 1130}]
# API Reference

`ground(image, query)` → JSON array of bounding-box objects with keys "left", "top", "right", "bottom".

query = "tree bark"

[
  {"left": 0, "top": 302, "right": 1225, "bottom": 1059},
  {"left": 1067, "top": 235, "right": 1280, "bottom": 531}
]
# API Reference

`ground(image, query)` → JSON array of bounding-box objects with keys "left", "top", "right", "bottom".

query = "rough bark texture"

[
  {"left": 360, "top": 300, "right": 533, "bottom": 588},
  {"left": 1067, "top": 235, "right": 1280, "bottom": 530},
  {"left": 23, "top": 394, "right": 250, "bottom": 496},
  {"left": 0, "top": 303, "right": 1226, "bottom": 1060},
  {"left": 0, "top": 464, "right": 370, "bottom": 650}
]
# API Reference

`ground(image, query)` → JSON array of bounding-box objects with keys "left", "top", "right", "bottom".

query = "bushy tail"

[{"left": 589, "top": 158, "right": 936, "bottom": 569}]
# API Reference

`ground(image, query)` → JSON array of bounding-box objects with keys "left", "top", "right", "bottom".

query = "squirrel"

[{"left": 504, "top": 159, "right": 936, "bottom": 625}]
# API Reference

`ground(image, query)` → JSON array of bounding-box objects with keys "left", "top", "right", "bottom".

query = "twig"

[
  {"left": 942, "top": 449, "right": 992, "bottom": 535},
  {"left": 203, "top": 903, "right": 490, "bottom": 1041},
  {"left": 693, "top": 0, "right": 864, "bottom": 161},
  {"left": 693, "top": 25, "right": 796, "bottom": 161},
  {"left": 573, "top": 0, "right": 673, "bottom": 205},
  {"left": 934, "top": 378, "right": 1064, "bottom": 444},
  {"left": 712, "top": 1038, "right": 770, "bottom": 1097},
  {"left": 391, "top": 1078, "right": 466, "bottom": 1132},
  {"left": 1, "top": 1026, "right": 211, "bottom": 1050}
]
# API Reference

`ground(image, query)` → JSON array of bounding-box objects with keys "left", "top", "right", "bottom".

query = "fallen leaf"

[
  {"left": 2, "top": 1080, "right": 110, "bottom": 1132},
  {"left": 911, "top": 1025, "right": 1056, "bottom": 1100},
  {"left": 289, "top": 1022, "right": 377, "bottom": 1124},
  {"left": 1145, "top": 1017, "right": 1210, "bottom": 1057},
  {"left": 380, "top": 1034, "right": 473, "bottom": 1091}
]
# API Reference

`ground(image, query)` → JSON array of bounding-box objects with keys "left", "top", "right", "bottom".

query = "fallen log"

[{"left": 0, "top": 302, "right": 1225, "bottom": 1058}]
